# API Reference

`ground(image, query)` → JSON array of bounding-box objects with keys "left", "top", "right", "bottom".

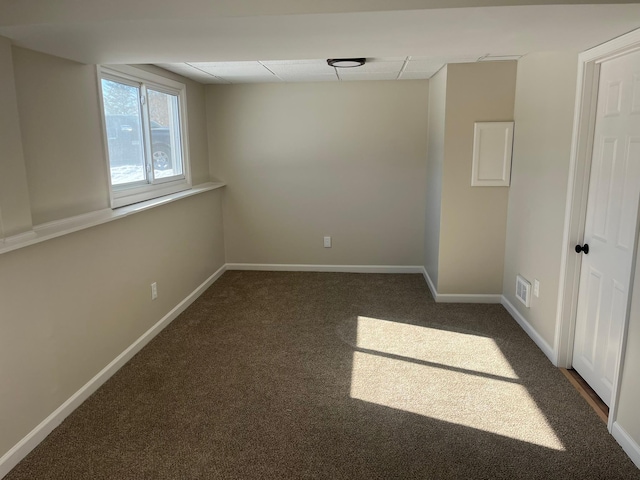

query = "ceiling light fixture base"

[{"left": 327, "top": 58, "right": 366, "bottom": 68}]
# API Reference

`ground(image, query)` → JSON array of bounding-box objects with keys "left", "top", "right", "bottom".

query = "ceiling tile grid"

[
  {"left": 277, "top": 74, "right": 338, "bottom": 82},
  {"left": 338, "top": 71, "right": 400, "bottom": 81},
  {"left": 263, "top": 62, "right": 335, "bottom": 76},
  {"left": 399, "top": 70, "right": 440, "bottom": 80},
  {"left": 193, "top": 62, "right": 273, "bottom": 77},
  {"left": 157, "top": 54, "right": 519, "bottom": 84}
]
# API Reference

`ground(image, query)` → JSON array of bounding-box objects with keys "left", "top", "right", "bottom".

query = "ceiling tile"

[
  {"left": 157, "top": 53, "right": 510, "bottom": 85},
  {"left": 261, "top": 59, "right": 326, "bottom": 66},
  {"left": 276, "top": 74, "right": 338, "bottom": 82},
  {"left": 404, "top": 59, "right": 446, "bottom": 72},
  {"left": 218, "top": 75, "right": 283, "bottom": 83},
  {"left": 368, "top": 57, "right": 407, "bottom": 62},
  {"left": 155, "top": 63, "right": 191, "bottom": 74},
  {"left": 407, "top": 55, "right": 480, "bottom": 69},
  {"left": 353, "top": 60, "right": 404, "bottom": 73},
  {"left": 448, "top": 56, "right": 484, "bottom": 64},
  {"left": 190, "top": 62, "right": 272, "bottom": 76},
  {"left": 192, "top": 61, "right": 261, "bottom": 68},
  {"left": 156, "top": 63, "right": 229, "bottom": 83},
  {"left": 265, "top": 63, "right": 335, "bottom": 76},
  {"left": 198, "top": 77, "right": 232, "bottom": 84},
  {"left": 339, "top": 72, "right": 399, "bottom": 81},
  {"left": 410, "top": 55, "right": 480, "bottom": 62},
  {"left": 399, "top": 71, "right": 435, "bottom": 80}
]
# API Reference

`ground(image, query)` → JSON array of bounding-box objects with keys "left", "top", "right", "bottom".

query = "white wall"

[
  {"left": 207, "top": 81, "right": 429, "bottom": 266},
  {"left": 424, "top": 67, "right": 447, "bottom": 284},
  {"left": 503, "top": 52, "right": 579, "bottom": 346},
  {"left": 0, "top": 45, "right": 225, "bottom": 466}
]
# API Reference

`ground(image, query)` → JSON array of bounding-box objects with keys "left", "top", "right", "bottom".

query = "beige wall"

[
  {"left": 424, "top": 67, "right": 447, "bottom": 285},
  {"left": 503, "top": 51, "right": 640, "bottom": 460},
  {"left": 0, "top": 190, "right": 225, "bottom": 458},
  {"left": 436, "top": 61, "right": 517, "bottom": 294},
  {"left": 0, "top": 38, "right": 33, "bottom": 237},
  {"left": 207, "top": 81, "right": 429, "bottom": 266},
  {"left": 0, "top": 45, "right": 224, "bottom": 463},
  {"left": 12, "top": 47, "right": 110, "bottom": 225},
  {"left": 11, "top": 50, "right": 214, "bottom": 226},
  {"left": 503, "top": 52, "right": 578, "bottom": 345}
]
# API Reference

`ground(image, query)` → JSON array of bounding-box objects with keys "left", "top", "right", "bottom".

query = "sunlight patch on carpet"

[
  {"left": 355, "top": 316, "right": 519, "bottom": 380},
  {"left": 350, "top": 316, "right": 565, "bottom": 451}
]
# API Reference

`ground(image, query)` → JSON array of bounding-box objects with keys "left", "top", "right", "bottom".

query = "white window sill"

[{"left": 0, "top": 182, "right": 225, "bottom": 256}]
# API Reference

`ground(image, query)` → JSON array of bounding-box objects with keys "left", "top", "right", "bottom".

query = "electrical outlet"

[
  {"left": 324, "top": 236, "right": 332, "bottom": 248},
  {"left": 151, "top": 282, "right": 158, "bottom": 300},
  {"left": 533, "top": 279, "right": 540, "bottom": 298}
]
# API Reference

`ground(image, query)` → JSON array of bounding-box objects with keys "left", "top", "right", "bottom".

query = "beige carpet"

[{"left": 6, "top": 271, "right": 640, "bottom": 479}]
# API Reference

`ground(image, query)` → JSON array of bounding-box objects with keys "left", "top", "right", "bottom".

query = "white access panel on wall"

[{"left": 471, "top": 122, "right": 514, "bottom": 186}]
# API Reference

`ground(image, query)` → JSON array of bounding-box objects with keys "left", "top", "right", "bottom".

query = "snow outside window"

[{"left": 98, "top": 65, "right": 190, "bottom": 208}]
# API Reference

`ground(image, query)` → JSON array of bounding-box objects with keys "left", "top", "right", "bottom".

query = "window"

[{"left": 98, "top": 65, "right": 190, "bottom": 208}]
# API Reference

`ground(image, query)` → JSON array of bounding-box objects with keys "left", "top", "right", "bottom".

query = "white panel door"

[{"left": 573, "top": 49, "right": 640, "bottom": 407}]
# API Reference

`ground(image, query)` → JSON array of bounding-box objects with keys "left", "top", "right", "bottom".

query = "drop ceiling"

[
  {"left": 157, "top": 55, "right": 520, "bottom": 84},
  {"left": 1, "top": 2, "right": 639, "bottom": 84}
]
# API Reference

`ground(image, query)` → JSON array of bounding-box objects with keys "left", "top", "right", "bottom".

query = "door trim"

[{"left": 556, "top": 28, "right": 640, "bottom": 433}]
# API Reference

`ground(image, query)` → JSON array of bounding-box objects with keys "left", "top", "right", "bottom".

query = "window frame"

[{"left": 97, "top": 65, "right": 191, "bottom": 208}]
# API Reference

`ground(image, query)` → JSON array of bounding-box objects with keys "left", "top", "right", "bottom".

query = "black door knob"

[{"left": 575, "top": 244, "right": 589, "bottom": 254}]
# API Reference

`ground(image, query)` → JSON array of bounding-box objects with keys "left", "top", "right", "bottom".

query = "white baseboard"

[
  {"left": 501, "top": 295, "right": 556, "bottom": 364},
  {"left": 435, "top": 293, "right": 502, "bottom": 303},
  {"left": 0, "top": 264, "right": 227, "bottom": 479},
  {"left": 612, "top": 422, "right": 640, "bottom": 469},
  {"left": 421, "top": 267, "right": 501, "bottom": 304},
  {"left": 225, "top": 263, "right": 424, "bottom": 274},
  {"left": 422, "top": 267, "right": 438, "bottom": 300}
]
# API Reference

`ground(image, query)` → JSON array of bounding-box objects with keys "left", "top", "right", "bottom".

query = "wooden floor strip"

[{"left": 560, "top": 368, "right": 608, "bottom": 424}]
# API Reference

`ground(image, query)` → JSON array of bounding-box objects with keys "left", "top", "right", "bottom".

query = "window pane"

[
  {"left": 101, "top": 79, "right": 146, "bottom": 185},
  {"left": 148, "top": 89, "right": 183, "bottom": 179}
]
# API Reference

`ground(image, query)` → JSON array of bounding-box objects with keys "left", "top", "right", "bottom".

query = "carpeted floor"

[{"left": 6, "top": 272, "right": 640, "bottom": 479}]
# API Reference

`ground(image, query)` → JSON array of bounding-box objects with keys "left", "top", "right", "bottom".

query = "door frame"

[{"left": 556, "top": 27, "right": 640, "bottom": 433}]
